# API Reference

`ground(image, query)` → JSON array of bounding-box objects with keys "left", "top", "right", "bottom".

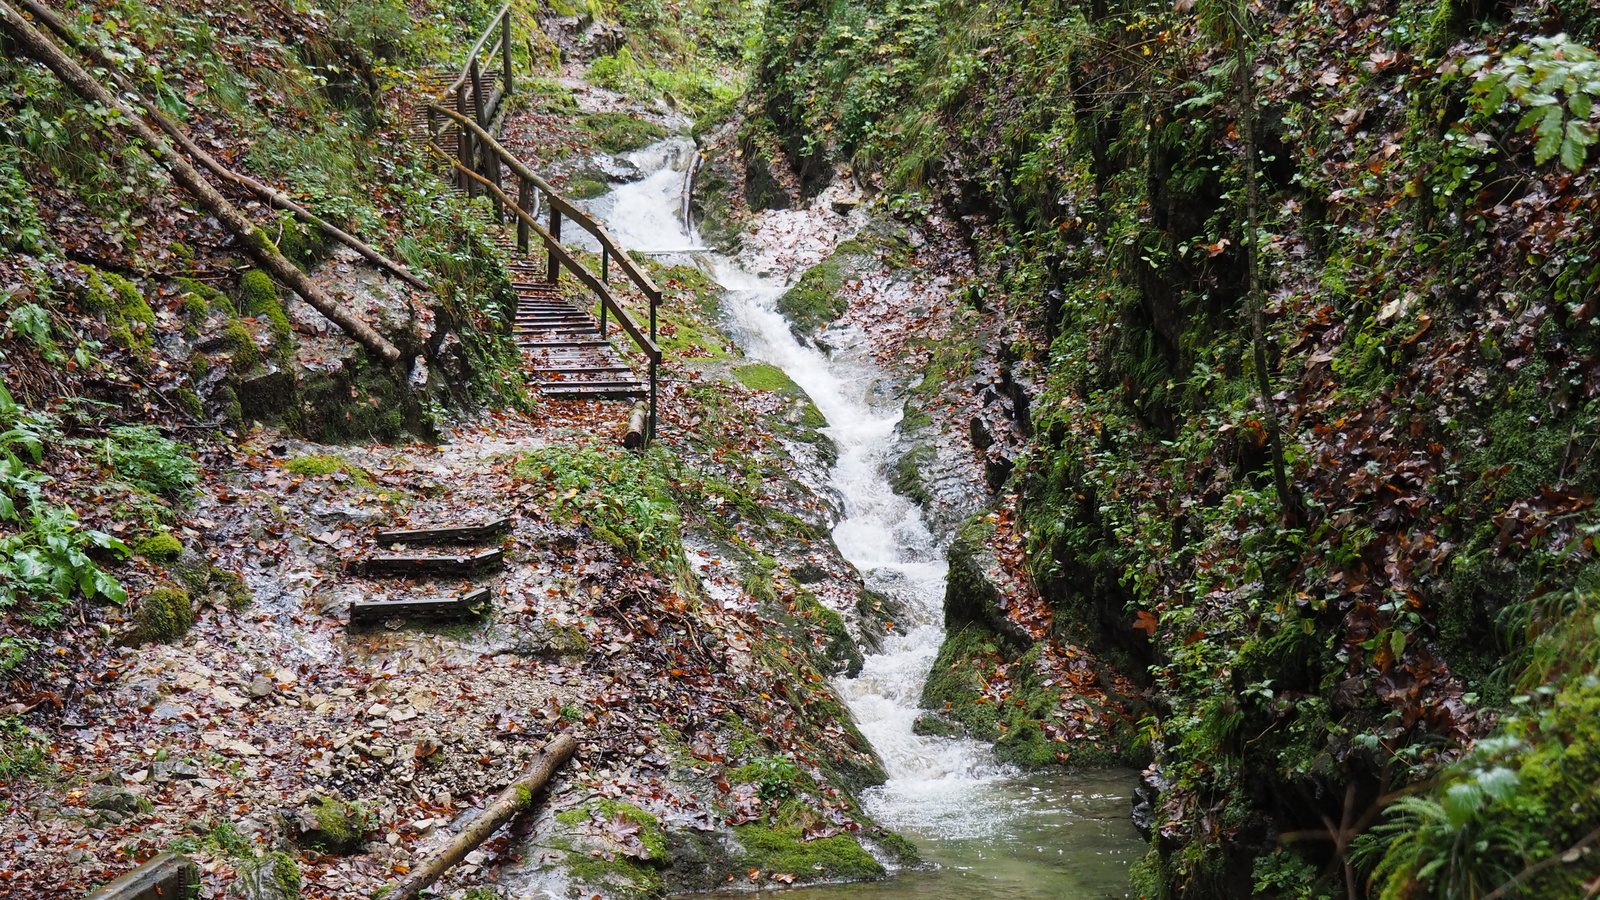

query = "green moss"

[
  {"left": 733, "top": 825, "right": 884, "bottom": 883},
  {"left": 0, "top": 717, "right": 49, "bottom": 783},
  {"left": 569, "top": 177, "right": 610, "bottom": 199},
  {"left": 299, "top": 795, "right": 368, "bottom": 853},
  {"left": 235, "top": 851, "right": 301, "bottom": 896},
  {"left": 223, "top": 320, "right": 262, "bottom": 371},
  {"left": 734, "top": 363, "right": 798, "bottom": 393},
  {"left": 134, "top": 531, "right": 184, "bottom": 561},
  {"left": 135, "top": 586, "right": 193, "bottom": 643},
  {"left": 889, "top": 444, "right": 934, "bottom": 506},
  {"left": 528, "top": 78, "right": 579, "bottom": 113},
  {"left": 274, "top": 215, "right": 331, "bottom": 269},
  {"left": 175, "top": 277, "right": 233, "bottom": 315},
  {"left": 176, "top": 388, "right": 204, "bottom": 419},
  {"left": 581, "top": 113, "right": 669, "bottom": 153},
  {"left": 239, "top": 270, "right": 292, "bottom": 347},
  {"left": 283, "top": 454, "right": 374, "bottom": 485},
  {"left": 210, "top": 568, "right": 249, "bottom": 610},
  {"left": 181, "top": 293, "right": 209, "bottom": 320},
  {"left": 777, "top": 256, "right": 847, "bottom": 334}
]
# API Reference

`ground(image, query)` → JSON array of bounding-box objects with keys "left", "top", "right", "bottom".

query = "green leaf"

[
  {"left": 1391, "top": 629, "right": 1407, "bottom": 658},
  {"left": 1572, "top": 91, "right": 1594, "bottom": 120},
  {"left": 1535, "top": 106, "right": 1565, "bottom": 163}
]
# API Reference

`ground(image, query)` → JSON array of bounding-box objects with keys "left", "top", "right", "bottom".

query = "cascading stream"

[{"left": 577, "top": 139, "right": 1142, "bottom": 898}]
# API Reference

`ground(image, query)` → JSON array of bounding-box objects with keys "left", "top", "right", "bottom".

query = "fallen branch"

[
  {"left": 19, "top": 0, "right": 431, "bottom": 291},
  {"left": 0, "top": 0, "right": 403, "bottom": 365},
  {"left": 389, "top": 732, "right": 577, "bottom": 900}
]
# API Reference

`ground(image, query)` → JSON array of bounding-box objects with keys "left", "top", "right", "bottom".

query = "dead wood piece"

[
  {"left": 374, "top": 516, "right": 511, "bottom": 545},
  {"left": 389, "top": 732, "right": 578, "bottom": 900},
  {"left": 18, "top": 0, "right": 430, "bottom": 294},
  {"left": 85, "top": 851, "right": 199, "bottom": 900},
  {"left": 0, "top": 0, "right": 403, "bottom": 365},
  {"left": 624, "top": 401, "right": 649, "bottom": 449},
  {"left": 352, "top": 548, "right": 504, "bottom": 577},
  {"left": 349, "top": 587, "right": 490, "bottom": 624}
]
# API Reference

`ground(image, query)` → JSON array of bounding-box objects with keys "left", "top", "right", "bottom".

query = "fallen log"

[
  {"left": 0, "top": 0, "right": 403, "bottom": 365},
  {"left": 388, "top": 732, "right": 578, "bottom": 900},
  {"left": 623, "top": 400, "right": 648, "bottom": 449},
  {"left": 85, "top": 851, "right": 199, "bottom": 900},
  {"left": 17, "top": 0, "right": 431, "bottom": 294}
]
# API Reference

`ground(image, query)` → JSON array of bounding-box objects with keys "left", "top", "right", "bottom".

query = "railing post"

[
  {"left": 650, "top": 292, "right": 657, "bottom": 346},
  {"left": 547, "top": 209, "right": 561, "bottom": 283},
  {"left": 501, "top": 10, "right": 514, "bottom": 101},
  {"left": 649, "top": 357, "right": 657, "bottom": 444},
  {"left": 599, "top": 248, "right": 609, "bottom": 335},
  {"left": 456, "top": 88, "right": 475, "bottom": 200},
  {"left": 516, "top": 175, "right": 531, "bottom": 254}
]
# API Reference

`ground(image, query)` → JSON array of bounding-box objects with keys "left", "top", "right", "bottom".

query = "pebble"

[{"left": 249, "top": 676, "right": 275, "bottom": 698}]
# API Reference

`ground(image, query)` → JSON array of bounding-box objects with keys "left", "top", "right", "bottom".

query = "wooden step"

[
  {"left": 349, "top": 548, "right": 504, "bottom": 577},
  {"left": 374, "top": 516, "right": 511, "bottom": 546},
  {"left": 349, "top": 587, "right": 491, "bottom": 625}
]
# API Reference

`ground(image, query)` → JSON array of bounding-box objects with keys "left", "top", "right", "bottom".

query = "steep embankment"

[{"left": 752, "top": 0, "right": 1600, "bottom": 897}]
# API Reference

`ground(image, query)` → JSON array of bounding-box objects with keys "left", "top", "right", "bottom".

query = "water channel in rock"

[{"left": 572, "top": 139, "right": 1144, "bottom": 899}]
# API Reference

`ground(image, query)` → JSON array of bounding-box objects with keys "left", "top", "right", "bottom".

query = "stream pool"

[{"left": 576, "top": 138, "right": 1145, "bottom": 899}]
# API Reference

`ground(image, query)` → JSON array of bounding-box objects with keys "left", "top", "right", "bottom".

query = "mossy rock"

[
  {"left": 211, "top": 568, "right": 251, "bottom": 610},
  {"left": 581, "top": 113, "right": 669, "bottom": 153},
  {"left": 181, "top": 293, "right": 209, "bottom": 321},
  {"left": 171, "top": 548, "right": 213, "bottom": 596},
  {"left": 556, "top": 800, "right": 670, "bottom": 899},
  {"left": 223, "top": 320, "right": 263, "bottom": 372},
  {"left": 175, "top": 277, "right": 234, "bottom": 316},
  {"left": 732, "top": 824, "right": 885, "bottom": 884},
  {"left": 228, "top": 850, "right": 301, "bottom": 900},
  {"left": 889, "top": 444, "right": 934, "bottom": 507},
  {"left": 238, "top": 270, "right": 292, "bottom": 347},
  {"left": 134, "top": 531, "right": 185, "bottom": 562},
  {"left": 273, "top": 215, "right": 332, "bottom": 270},
  {"left": 294, "top": 795, "right": 367, "bottom": 853},
  {"left": 135, "top": 586, "right": 193, "bottom": 643},
  {"left": 80, "top": 271, "right": 156, "bottom": 350},
  {"left": 296, "top": 354, "right": 431, "bottom": 445},
  {"left": 568, "top": 177, "right": 611, "bottom": 199},
  {"left": 777, "top": 257, "right": 848, "bottom": 335}
]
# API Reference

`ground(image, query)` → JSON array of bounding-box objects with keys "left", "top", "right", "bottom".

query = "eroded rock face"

[{"left": 541, "top": 15, "right": 626, "bottom": 62}]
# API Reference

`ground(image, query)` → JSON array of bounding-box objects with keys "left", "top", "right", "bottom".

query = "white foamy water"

[{"left": 577, "top": 139, "right": 1014, "bottom": 840}]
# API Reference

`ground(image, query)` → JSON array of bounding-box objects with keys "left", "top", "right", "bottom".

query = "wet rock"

[
  {"left": 228, "top": 851, "right": 301, "bottom": 900},
  {"left": 910, "top": 713, "right": 962, "bottom": 737},
  {"left": 542, "top": 14, "right": 626, "bottom": 61},
  {"left": 292, "top": 796, "right": 368, "bottom": 854},
  {"left": 968, "top": 414, "right": 993, "bottom": 451},
  {"left": 984, "top": 450, "right": 1015, "bottom": 493},
  {"left": 87, "top": 786, "right": 143, "bottom": 814},
  {"left": 237, "top": 366, "right": 296, "bottom": 420},
  {"left": 943, "top": 515, "right": 1033, "bottom": 651},
  {"left": 1132, "top": 764, "right": 1173, "bottom": 844}
]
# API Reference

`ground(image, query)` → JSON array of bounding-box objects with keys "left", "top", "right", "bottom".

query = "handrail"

[
  {"left": 425, "top": 139, "right": 662, "bottom": 364},
  {"left": 443, "top": 2, "right": 512, "bottom": 99},
  {"left": 426, "top": 103, "right": 663, "bottom": 305}
]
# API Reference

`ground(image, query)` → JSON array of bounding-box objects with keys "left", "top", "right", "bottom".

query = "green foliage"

[
  {"left": 0, "top": 717, "right": 49, "bottom": 783},
  {"left": 514, "top": 446, "right": 681, "bottom": 562},
  {"left": 101, "top": 425, "right": 198, "bottom": 502},
  {"left": 731, "top": 754, "right": 804, "bottom": 802},
  {"left": 0, "top": 147, "right": 48, "bottom": 257},
  {"left": 1467, "top": 35, "right": 1600, "bottom": 169}
]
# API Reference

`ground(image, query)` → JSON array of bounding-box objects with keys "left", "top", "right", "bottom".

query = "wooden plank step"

[
  {"left": 518, "top": 339, "right": 610, "bottom": 348},
  {"left": 540, "top": 365, "right": 635, "bottom": 373},
  {"left": 541, "top": 387, "right": 647, "bottom": 399},
  {"left": 349, "top": 587, "right": 491, "bottom": 625},
  {"left": 349, "top": 548, "right": 504, "bottom": 577},
  {"left": 374, "top": 516, "right": 511, "bottom": 545}
]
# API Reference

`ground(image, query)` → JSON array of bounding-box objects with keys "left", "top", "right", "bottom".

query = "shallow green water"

[{"left": 716, "top": 769, "right": 1144, "bottom": 900}]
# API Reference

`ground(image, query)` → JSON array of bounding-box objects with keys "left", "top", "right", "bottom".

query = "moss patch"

[
  {"left": 134, "top": 531, "right": 184, "bottom": 561},
  {"left": 581, "top": 113, "right": 670, "bottom": 152},
  {"left": 297, "top": 795, "right": 367, "bottom": 853},
  {"left": 238, "top": 269, "right": 292, "bottom": 347},
  {"left": 733, "top": 825, "right": 885, "bottom": 883},
  {"left": 135, "top": 586, "right": 193, "bottom": 644}
]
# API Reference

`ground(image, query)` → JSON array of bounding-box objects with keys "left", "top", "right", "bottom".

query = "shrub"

[{"left": 102, "top": 425, "right": 198, "bottom": 502}]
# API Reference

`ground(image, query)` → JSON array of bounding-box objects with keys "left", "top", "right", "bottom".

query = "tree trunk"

[
  {"left": 0, "top": 0, "right": 403, "bottom": 366},
  {"left": 1232, "top": 6, "right": 1295, "bottom": 524},
  {"left": 389, "top": 732, "right": 577, "bottom": 900}
]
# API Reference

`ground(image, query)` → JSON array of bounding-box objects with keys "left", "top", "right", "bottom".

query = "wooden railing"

[
  {"left": 427, "top": 3, "right": 515, "bottom": 204},
  {"left": 425, "top": 104, "right": 665, "bottom": 439}
]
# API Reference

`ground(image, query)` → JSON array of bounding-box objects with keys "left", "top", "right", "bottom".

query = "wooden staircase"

[{"left": 409, "top": 8, "right": 663, "bottom": 425}]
